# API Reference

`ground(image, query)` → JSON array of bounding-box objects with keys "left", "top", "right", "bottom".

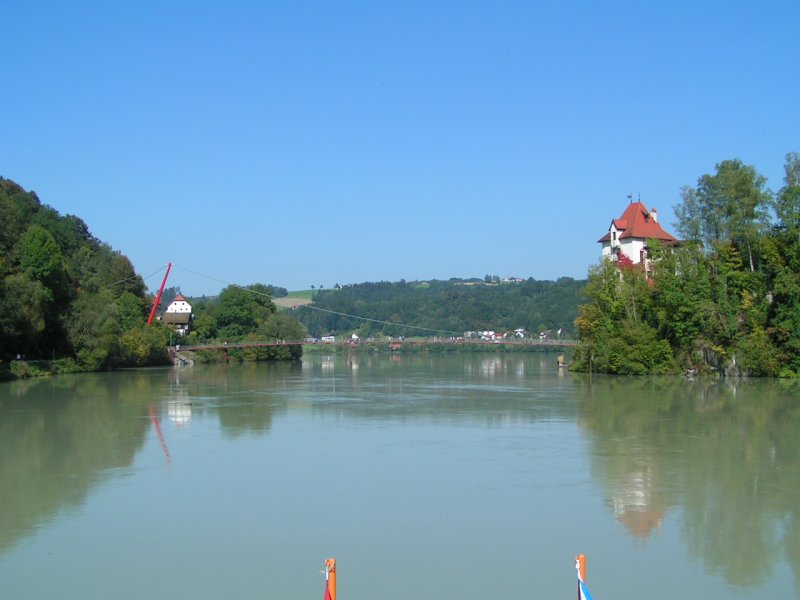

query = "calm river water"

[{"left": 1, "top": 353, "right": 798, "bottom": 599}]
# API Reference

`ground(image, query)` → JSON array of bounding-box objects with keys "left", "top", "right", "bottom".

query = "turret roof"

[{"left": 598, "top": 202, "right": 678, "bottom": 244}]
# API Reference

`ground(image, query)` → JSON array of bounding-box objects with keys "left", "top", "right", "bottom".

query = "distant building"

[
  {"left": 598, "top": 201, "right": 679, "bottom": 276},
  {"left": 165, "top": 294, "right": 192, "bottom": 313},
  {"left": 162, "top": 294, "right": 193, "bottom": 335}
]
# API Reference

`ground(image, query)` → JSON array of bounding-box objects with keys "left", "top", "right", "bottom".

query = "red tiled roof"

[
  {"left": 598, "top": 202, "right": 678, "bottom": 244},
  {"left": 173, "top": 294, "right": 186, "bottom": 302}
]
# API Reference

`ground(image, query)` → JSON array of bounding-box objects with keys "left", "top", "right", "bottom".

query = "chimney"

[{"left": 650, "top": 208, "right": 658, "bottom": 223}]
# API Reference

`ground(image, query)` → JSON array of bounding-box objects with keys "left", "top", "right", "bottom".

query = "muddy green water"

[{"left": 1, "top": 353, "right": 798, "bottom": 599}]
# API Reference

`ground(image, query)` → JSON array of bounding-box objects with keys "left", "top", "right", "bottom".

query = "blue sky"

[{"left": 2, "top": 1, "right": 798, "bottom": 295}]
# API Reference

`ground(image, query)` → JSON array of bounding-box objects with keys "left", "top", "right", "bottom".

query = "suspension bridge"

[{"left": 146, "top": 263, "right": 578, "bottom": 360}]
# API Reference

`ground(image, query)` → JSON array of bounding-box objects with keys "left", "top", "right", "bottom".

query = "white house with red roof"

[{"left": 598, "top": 201, "right": 678, "bottom": 274}]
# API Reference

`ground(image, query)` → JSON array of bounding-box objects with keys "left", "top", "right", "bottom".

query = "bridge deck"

[{"left": 176, "top": 339, "right": 576, "bottom": 352}]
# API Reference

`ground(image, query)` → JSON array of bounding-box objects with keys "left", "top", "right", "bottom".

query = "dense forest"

[
  {"left": 573, "top": 154, "right": 800, "bottom": 377},
  {"left": 294, "top": 277, "right": 586, "bottom": 339},
  {"left": 0, "top": 179, "right": 304, "bottom": 377},
  {"left": 0, "top": 178, "right": 168, "bottom": 374}
]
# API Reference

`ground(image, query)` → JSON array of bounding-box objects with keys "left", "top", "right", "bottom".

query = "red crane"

[{"left": 147, "top": 262, "right": 172, "bottom": 325}]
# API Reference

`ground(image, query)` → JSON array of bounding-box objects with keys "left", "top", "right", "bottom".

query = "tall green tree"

[
  {"left": 573, "top": 259, "right": 675, "bottom": 375},
  {"left": 675, "top": 159, "right": 771, "bottom": 272},
  {"left": 763, "top": 153, "right": 800, "bottom": 375},
  {"left": 18, "top": 224, "right": 65, "bottom": 284},
  {"left": 214, "top": 284, "right": 277, "bottom": 340}
]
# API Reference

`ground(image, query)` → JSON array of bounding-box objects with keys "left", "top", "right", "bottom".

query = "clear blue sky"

[{"left": 2, "top": 1, "right": 798, "bottom": 295}]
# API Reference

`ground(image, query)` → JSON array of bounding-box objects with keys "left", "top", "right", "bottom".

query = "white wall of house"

[
  {"left": 620, "top": 238, "right": 646, "bottom": 263},
  {"left": 166, "top": 299, "right": 192, "bottom": 313},
  {"left": 602, "top": 236, "right": 646, "bottom": 264}
]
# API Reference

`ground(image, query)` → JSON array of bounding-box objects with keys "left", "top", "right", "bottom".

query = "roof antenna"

[{"left": 627, "top": 193, "right": 633, "bottom": 203}]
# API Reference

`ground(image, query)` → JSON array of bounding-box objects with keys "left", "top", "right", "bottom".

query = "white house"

[
  {"left": 165, "top": 295, "right": 192, "bottom": 314},
  {"left": 162, "top": 294, "right": 193, "bottom": 335},
  {"left": 598, "top": 201, "right": 678, "bottom": 275}
]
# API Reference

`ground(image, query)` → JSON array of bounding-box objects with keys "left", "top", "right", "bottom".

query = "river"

[{"left": 1, "top": 353, "right": 798, "bottom": 599}]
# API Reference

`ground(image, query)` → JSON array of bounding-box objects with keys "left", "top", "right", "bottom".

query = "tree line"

[
  {"left": 179, "top": 284, "right": 307, "bottom": 361},
  {"left": 573, "top": 154, "right": 800, "bottom": 377},
  {"left": 294, "top": 277, "right": 586, "bottom": 339},
  {"left": 0, "top": 178, "right": 305, "bottom": 377}
]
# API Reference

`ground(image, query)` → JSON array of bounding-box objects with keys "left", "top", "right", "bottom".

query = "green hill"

[
  {"left": 293, "top": 278, "right": 585, "bottom": 338},
  {"left": 0, "top": 178, "right": 167, "bottom": 372}
]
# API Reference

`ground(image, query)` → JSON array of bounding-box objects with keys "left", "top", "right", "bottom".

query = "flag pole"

[
  {"left": 324, "top": 558, "right": 336, "bottom": 600},
  {"left": 576, "top": 554, "right": 593, "bottom": 600}
]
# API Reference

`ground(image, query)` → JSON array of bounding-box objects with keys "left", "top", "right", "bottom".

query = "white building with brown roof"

[{"left": 162, "top": 294, "right": 193, "bottom": 335}]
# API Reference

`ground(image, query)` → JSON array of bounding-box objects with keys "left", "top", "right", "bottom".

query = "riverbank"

[
  {"left": 0, "top": 358, "right": 87, "bottom": 381},
  {"left": 2, "top": 340, "right": 573, "bottom": 381}
]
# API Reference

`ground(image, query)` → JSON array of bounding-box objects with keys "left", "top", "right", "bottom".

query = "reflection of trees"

[
  {"left": 167, "top": 363, "right": 301, "bottom": 437},
  {"left": 0, "top": 363, "right": 302, "bottom": 556},
  {"left": 216, "top": 400, "right": 277, "bottom": 436},
  {"left": 575, "top": 375, "right": 800, "bottom": 588},
  {"left": 0, "top": 374, "right": 152, "bottom": 556},
  {"left": 298, "top": 354, "right": 575, "bottom": 424}
]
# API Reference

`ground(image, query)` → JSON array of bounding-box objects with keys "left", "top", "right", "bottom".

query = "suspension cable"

[{"left": 168, "top": 263, "right": 463, "bottom": 336}]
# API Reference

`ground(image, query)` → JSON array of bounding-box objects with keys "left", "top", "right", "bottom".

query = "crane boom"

[{"left": 147, "top": 262, "right": 172, "bottom": 325}]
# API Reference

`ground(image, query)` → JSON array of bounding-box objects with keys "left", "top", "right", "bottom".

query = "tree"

[
  {"left": 214, "top": 284, "right": 278, "bottom": 340},
  {"left": 64, "top": 290, "right": 121, "bottom": 370},
  {"left": 0, "top": 273, "right": 51, "bottom": 355},
  {"left": 674, "top": 159, "right": 771, "bottom": 272},
  {"left": 763, "top": 153, "right": 800, "bottom": 375},
  {"left": 774, "top": 152, "right": 800, "bottom": 234},
  {"left": 258, "top": 313, "right": 308, "bottom": 341},
  {"left": 18, "top": 224, "right": 65, "bottom": 284}
]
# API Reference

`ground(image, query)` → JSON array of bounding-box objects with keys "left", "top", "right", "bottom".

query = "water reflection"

[
  {"left": 2, "top": 357, "right": 798, "bottom": 597},
  {"left": 0, "top": 363, "right": 302, "bottom": 556},
  {"left": 163, "top": 362, "right": 301, "bottom": 436},
  {"left": 574, "top": 375, "right": 800, "bottom": 588},
  {"left": 0, "top": 373, "right": 152, "bottom": 556}
]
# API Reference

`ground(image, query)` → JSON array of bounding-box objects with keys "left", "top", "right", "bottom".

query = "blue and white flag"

[
  {"left": 578, "top": 578, "right": 594, "bottom": 600},
  {"left": 575, "top": 555, "right": 594, "bottom": 600}
]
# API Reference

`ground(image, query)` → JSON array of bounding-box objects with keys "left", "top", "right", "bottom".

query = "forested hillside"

[
  {"left": 0, "top": 178, "right": 166, "bottom": 372},
  {"left": 294, "top": 278, "right": 585, "bottom": 338},
  {"left": 573, "top": 154, "right": 800, "bottom": 377}
]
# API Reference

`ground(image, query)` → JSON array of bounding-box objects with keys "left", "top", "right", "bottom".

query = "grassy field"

[{"left": 273, "top": 290, "right": 315, "bottom": 308}]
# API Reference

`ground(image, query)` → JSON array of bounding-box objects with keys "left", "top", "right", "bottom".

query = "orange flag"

[{"left": 324, "top": 558, "right": 336, "bottom": 600}]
